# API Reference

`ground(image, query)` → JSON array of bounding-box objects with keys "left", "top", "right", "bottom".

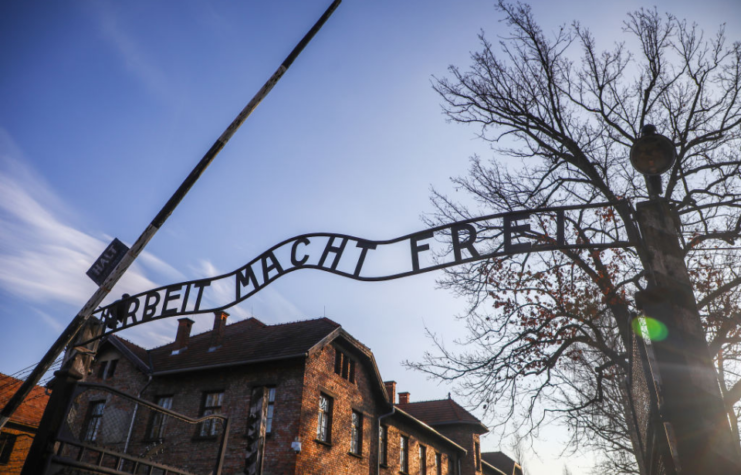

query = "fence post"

[
  {"left": 21, "top": 319, "right": 101, "bottom": 475},
  {"left": 20, "top": 369, "right": 82, "bottom": 475}
]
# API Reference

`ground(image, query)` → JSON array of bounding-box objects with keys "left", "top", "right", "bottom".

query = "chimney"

[
  {"left": 209, "top": 311, "right": 229, "bottom": 350},
  {"left": 174, "top": 318, "right": 194, "bottom": 353},
  {"left": 384, "top": 381, "right": 397, "bottom": 404},
  {"left": 398, "top": 392, "right": 410, "bottom": 405}
]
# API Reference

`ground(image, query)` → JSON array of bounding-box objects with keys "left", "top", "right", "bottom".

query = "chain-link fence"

[
  {"left": 626, "top": 325, "right": 675, "bottom": 475},
  {"left": 47, "top": 382, "right": 229, "bottom": 475}
]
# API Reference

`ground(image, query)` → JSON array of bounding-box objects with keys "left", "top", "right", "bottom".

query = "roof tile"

[
  {"left": 0, "top": 373, "right": 49, "bottom": 427},
  {"left": 396, "top": 397, "right": 485, "bottom": 427},
  {"left": 482, "top": 452, "right": 517, "bottom": 474},
  {"left": 115, "top": 336, "right": 149, "bottom": 363}
]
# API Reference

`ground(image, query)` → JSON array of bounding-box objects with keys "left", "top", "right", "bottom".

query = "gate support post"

[
  {"left": 634, "top": 199, "right": 741, "bottom": 473},
  {"left": 21, "top": 318, "right": 101, "bottom": 475},
  {"left": 21, "top": 368, "right": 82, "bottom": 475}
]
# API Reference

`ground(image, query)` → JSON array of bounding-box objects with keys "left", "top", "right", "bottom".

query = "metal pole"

[
  {"left": 0, "top": 0, "right": 342, "bottom": 431},
  {"left": 214, "top": 417, "right": 231, "bottom": 475}
]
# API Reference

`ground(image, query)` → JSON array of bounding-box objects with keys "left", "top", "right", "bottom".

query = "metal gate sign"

[
  {"left": 93, "top": 201, "right": 631, "bottom": 337},
  {"left": 86, "top": 238, "right": 129, "bottom": 286}
]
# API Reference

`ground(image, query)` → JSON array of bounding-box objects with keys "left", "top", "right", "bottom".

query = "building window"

[
  {"left": 96, "top": 359, "right": 119, "bottom": 380},
  {"left": 420, "top": 445, "right": 427, "bottom": 475},
  {"left": 334, "top": 349, "right": 342, "bottom": 374},
  {"left": 83, "top": 401, "right": 106, "bottom": 441},
  {"left": 265, "top": 387, "right": 276, "bottom": 434},
  {"left": 448, "top": 456, "right": 456, "bottom": 475},
  {"left": 199, "top": 391, "right": 223, "bottom": 437},
  {"left": 106, "top": 359, "right": 118, "bottom": 379},
  {"left": 379, "top": 425, "right": 388, "bottom": 466},
  {"left": 350, "top": 410, "right": 363, "bottom": 455},
  {"left": 0, "top": 433, "right": 17, "bottom": 465},
  {"left": 96, "top": 361, "right": 106, "bottom": 378},
  {"left": 435, "top": 453, "right": 442, "bottom": 475},
  {"left": 317, "top": 394, "right": 333, "bottom": 443},
  {"left": 400, "top": 435, "right": 409, "bottom": 473},
  {"left": 334, "top": 348, "right": 356, "bottom": 383},
  {"left": 148, "top": 396, "right": 173, "bottom": 440},
  {"left": 475, "top": 441, "right": 481, "bottom": 471}
]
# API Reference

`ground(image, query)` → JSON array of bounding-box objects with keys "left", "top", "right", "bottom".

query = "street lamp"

[
  {"left": 629, "top": 124, "right": 741, "bottom": 473},
  {"left": 629, "top": 124, "right": 677, "bottom": 197}
]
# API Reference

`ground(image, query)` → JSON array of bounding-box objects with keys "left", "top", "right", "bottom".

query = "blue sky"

[{"left": 2, "top": 1, "right": 740, "bottom": 473}]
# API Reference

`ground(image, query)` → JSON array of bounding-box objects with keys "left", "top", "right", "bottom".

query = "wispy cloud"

[
  {"left": 85, "top": 0, "right": 174, "bottom": 102},
  {"left": 0, "top": 128, "right": 163, "bottom": 311},
  {"left": 0, "top": 128, "right": 306, "bottom": 345},
  {"left": 33, "top": 308, "right": 64, "bottom": 332}
]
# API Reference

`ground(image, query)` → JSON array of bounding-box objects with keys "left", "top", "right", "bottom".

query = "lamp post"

[{"left": 630, "top": 125, "right": 741, "bottom": 473}]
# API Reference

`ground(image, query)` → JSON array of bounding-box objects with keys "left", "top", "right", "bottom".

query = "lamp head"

[{"left": 629, "top": 124, "right": 676, "bottom": 175}]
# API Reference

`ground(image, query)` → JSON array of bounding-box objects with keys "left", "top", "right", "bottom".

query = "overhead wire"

[{"left": 0, "top": 357, "right": 63, "bottom": 398}]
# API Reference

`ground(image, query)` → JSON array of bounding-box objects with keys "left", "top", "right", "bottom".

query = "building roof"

[
  {"left": 148, "top": 317, "right": 341, "bottom": 374},
  {"left": 106, "top": 335, "right": 150, "bottom": 374},
  {"left": 482, "top": 452, "right": 520, "bottom": 475},
  {"left": 482, "top": 460, "right": 507, "bottom": 475},
  {"left": 106, "top": 316, "right": 393, "bottom": 406},
  {"left": 0, "top": 373, "right": 49, "bottom": 429},
  {"left": 397, "top": 397, "right": 488, "bottom": 433},
  {"left": 392, "top": 406, "right": 468, "bottom": 455},
  {"left": 115, "top": 336, "right": 149, "bottom": 363}
]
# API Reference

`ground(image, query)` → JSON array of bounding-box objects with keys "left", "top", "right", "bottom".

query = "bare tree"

[
  {"left": 408, "top": 2, "right": 741, "bottom": 473},
  {"left": 509, "top": 431, "right": 529, "bottom": 475}
]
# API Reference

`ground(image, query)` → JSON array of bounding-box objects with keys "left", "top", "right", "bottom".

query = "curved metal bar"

[
  {"left": 85, "top": 201, "right": 632, "bottom": 342},
  {"left": 77, "top": 382, "right": 228, "bottom": 425}
]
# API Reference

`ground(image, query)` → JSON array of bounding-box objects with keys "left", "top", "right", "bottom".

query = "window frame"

[
  {"left": 350, "top": 410, "right": 363, "bottom": 456},
  {"left": 475, "top": 441, "right": 481, "bottom": 471},
  {"left": 400, "top": 435, "right": 409, "bottom": 473},
  {"left": 265, "top": 387, "right": 277, "bottom": 435},
  {"left": 334, "top": 349, "right": 343, "bottom": 374},
  {"left": 197, "top": 391, "right": 224, "bottom": 438},
  {"left": 379, "top": 425, "right": 388, "bottom": 466},
  {"left": 147, "top": 395, "right": 173, "bottom": 440},
  {"left": 0, "top": 433, "right": 17, "bottom": 465},
  {"left": 435, "top": 452, "right": 442, "bottom": 475},
  {"left": 420, "top": 444, "right": 427, "bottom": 475},
  {"left": 96, "top": 361, "right": 107, "bottom": 379},
  {"left": 96, "top": 359, "right": 119, "bottom": 380},
  {"left": 333, "top": 348, "right": 356, "bottom": 383},
  {"left": 105, "top": 359, "right": 118, "bottom": 379},
  {"left": 316, "top": 393, "right": 333, "bottom": 444},
  {"left": 83, "top": 400, "right": 106, "bottom": 442}
]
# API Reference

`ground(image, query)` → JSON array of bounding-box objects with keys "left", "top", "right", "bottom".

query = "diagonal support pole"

[{"left": 0, "top": 0, "right": 342, "bottom": 431}]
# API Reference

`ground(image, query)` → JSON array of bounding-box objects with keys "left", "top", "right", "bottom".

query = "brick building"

[
  {"left": 70, "top": 312, "right": 506, "bottom": 474},
  {"left": 0, "top": 373, "right": 50, "bottom": 474}
]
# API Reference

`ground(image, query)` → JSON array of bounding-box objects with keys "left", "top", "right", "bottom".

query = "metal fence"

[
  {"left": 46, "top": 382, "right": 230, "bottom": 475},
  {"left": 626, "top": 323, "right": 675, "bottom": 475}
]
